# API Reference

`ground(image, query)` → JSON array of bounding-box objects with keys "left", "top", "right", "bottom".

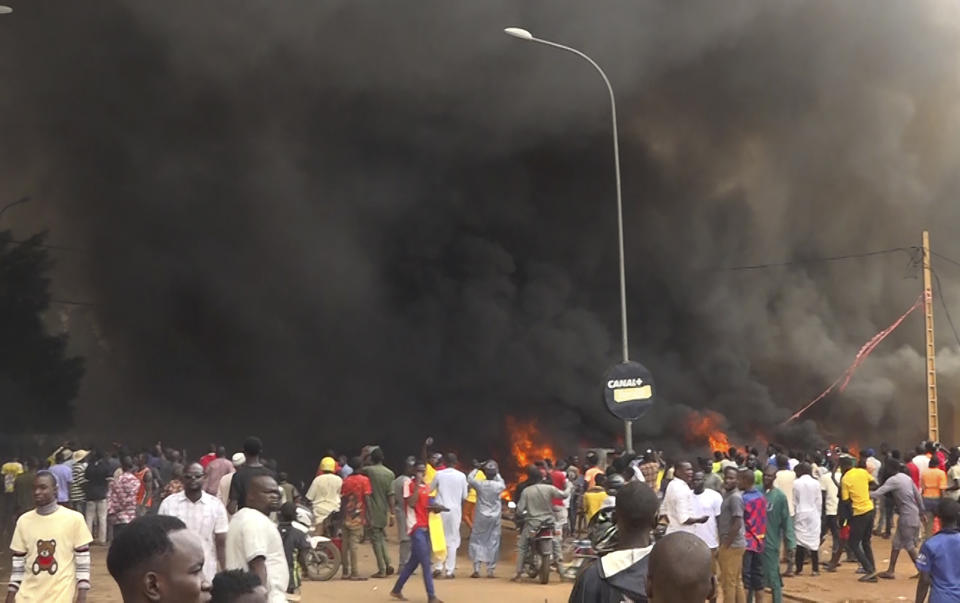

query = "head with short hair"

[
  {"left": 350, "top": 456, "right": 363, "bottom": 472},
  {"left": 762, "top": 464, "right": 777, "bottom": 490},
  {"left": 404, "top": 455, "right": 417, "bottom": 476},
  {"left": 585, "top": 451, "right": 598, "bottom": 467},
  {"left": 242, "top": 437, "right": 262, "bottom": 458},
  {"left": 736, "top": 468, "right": 755, "bottom": 491},
  {"left": 245, "top": 475, "right": 281, "bottom": 516},
  {"left": 795, "top": 462, "right": 811, "bottom": 477},
  {"left": 444, "top": 452, "right": 457, "bottom": 467},
  {"left": 615, "top": 481, "right": 659, "bottom": 535},
  {"left": 594, "top": 474, "right": 607, "bottom": 489},
  {"left": 839, "top": 455, "right": 855, "bottom": 471},
  {"left": 216, "top": 446, "right": 227, "bottom": 458},
  {"left": 931, "top": 456, "right": 941, "bottom": 469},
  {"left": 182, "top": 463, "right": 204, "bottom": 494},
  {"left": 370, "top": 447, "right": 384, "bottom": 464},
  {"left": 107, "top": 515, "right": 211, "bottom": 602},
  {"left": 646, "top": 532, "right": 716, "bottom": 603},
  {"left": 211, "top": 569, "right": 266, "bottom": 603},
  {"left": 674, "top": 461, "right": 694, "bottom": 485},
  {"left": 775, "top": 454, "right": 789, "bottom": 470},
  {"left": 121, "top": 455, "right": 134, "bottom": 472},
  {"left": 937, "top": 498, "right": 960, "bottom": 528},
  {"left": 279, "top": 501, "right": 296, "bottom": 522},
  {"left": 691, "top": 470, "right": 705, "bottom": 495},
  {"left": 722, "top": 466, "right": 739, "bottom": 491},
  {"left": 33, "top": 471, "right": 57, "bottom": 507},
  {"left": 525, "top": 464, "right": 542, "bottom": 482}
]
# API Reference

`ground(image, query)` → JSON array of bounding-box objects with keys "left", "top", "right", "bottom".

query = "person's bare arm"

[
  {"left": 916, "top": 571, "right": 931, "bottom": 603},
  {"left": 248, "top": 556, "right": 268, "bottom": 588},
  {"left": 215, "top": 533, "right": 226, "bottom": 571}
]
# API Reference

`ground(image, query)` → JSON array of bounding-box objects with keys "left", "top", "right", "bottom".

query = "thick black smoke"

[{"left": 3, "top": 1, "right": 960, "bottom": 475}]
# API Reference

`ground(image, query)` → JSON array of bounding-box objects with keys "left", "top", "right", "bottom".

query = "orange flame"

[
  {"left": 685, "top": 410, "right": 733, "bottom": 454},
  {"left": 503, "top": 416, "right": 556, "bottom": 499}
]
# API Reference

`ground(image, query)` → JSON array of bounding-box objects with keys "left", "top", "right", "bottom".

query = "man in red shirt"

[
  {"left": 199, "top": 444, "right": 217, "bottom": 469},
  {"left": 341, "top": 456, "right": 373, "bottom": 581},
  {"left": 391, "top": 461, "right": 446, "bottom": 603}
]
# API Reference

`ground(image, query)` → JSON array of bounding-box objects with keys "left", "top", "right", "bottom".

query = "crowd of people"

[{"left": 3, "top": 436, "right": 960, "bottom": 602}]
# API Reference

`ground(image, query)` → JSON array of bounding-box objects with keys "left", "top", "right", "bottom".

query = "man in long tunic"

[
  {"left": 432, "top": 453, "right": 468, "bottom": 579},
  {"left": 793, "top": 463, "right": 822, "bottom": 575},
  {"left": 467, "top": 461, "right": 506, "bottom": 578},
  {"left": 763, "top": 465, "right": 795, "bottom": 603}
]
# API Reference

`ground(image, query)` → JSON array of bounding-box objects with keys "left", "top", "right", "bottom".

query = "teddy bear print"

[{"left": 32, "top": 539, "right": 57, "bottom": 575}]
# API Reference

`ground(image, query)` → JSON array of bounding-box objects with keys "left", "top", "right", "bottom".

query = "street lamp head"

[
  {"left": 504, "top": 27, "right": 533, "bottom": 41},
  {"left": 0, "top": 6, "right": 12, "bottom": 14}
]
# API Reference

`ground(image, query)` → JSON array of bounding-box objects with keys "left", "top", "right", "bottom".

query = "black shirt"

[{"left": 84, "top": 460, "right": 112, "bottom": 501}]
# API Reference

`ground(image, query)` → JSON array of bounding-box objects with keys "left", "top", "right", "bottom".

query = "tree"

[{"left": 0, "top": 230, "right": 84, "bottom": 434}]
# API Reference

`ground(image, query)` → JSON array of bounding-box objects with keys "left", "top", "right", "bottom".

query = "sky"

[{"left": 3, "top": 1, "right": 960, "bottom": 474}]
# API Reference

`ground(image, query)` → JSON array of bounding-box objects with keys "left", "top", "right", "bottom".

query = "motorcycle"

[
  {"left": 510, "top": 502, "right": 557, "bottom": 585},
  {"left": 294, "top": 504, "right": 342, "bottom": 581}
]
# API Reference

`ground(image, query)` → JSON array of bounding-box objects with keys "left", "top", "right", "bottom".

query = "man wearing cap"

[
  {"left": 467, "top": 461, "right": 506, "bottom": 578},
  {"left": 219, "top": 453, "right": 246, "bottom": 509},
  {"left": 306, "top": 457, "right": 342, "bottom": 531},
  {"left": 204, "top": 446, "right": 235, "bottom": 496}
]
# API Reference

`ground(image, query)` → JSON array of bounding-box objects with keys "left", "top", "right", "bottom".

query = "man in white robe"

[
  {"left": 793, "top": 462, "right": 823, "bottom": 575},
  {"left": 432, "top": 453, "right": 468, "bottom": 578}
]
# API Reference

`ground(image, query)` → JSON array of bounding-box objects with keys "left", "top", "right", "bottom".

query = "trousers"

[
  {"left": 392, "top": 528, "right": 435, "bottom": 598},
  {"left": 370, "top": 526, "right": 391, "bottom": 573},
  {"left": 718, "top": 545, "right": 746, "bottom": 603},
  {"left": 342, "top": 523, "right": 364, "bottom": 577},
  {"left": 85, "top": 499, "right": 107, "bottom": 543},
  {"left": 848, "top": 510, "right": 876, "bottom": 574}
]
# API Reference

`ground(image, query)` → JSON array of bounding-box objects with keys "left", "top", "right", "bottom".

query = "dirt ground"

[{"left": 8, "top": 528, "right": 922, "bottom": 602}]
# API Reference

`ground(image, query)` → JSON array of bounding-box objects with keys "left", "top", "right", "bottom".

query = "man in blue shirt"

[{"left": 916, "top": 497, "right": 960, "bottom": 602}]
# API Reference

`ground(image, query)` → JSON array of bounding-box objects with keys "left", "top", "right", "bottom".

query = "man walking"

[
  {"left": 108, "top": 456, "right": 142, "bottom": 539},
  {"left": 363, "top": 447, "right": 396, "bottom": 579},
  {"left": 6, "top": 471, "right": 93, "bottom": 602},
  {"left": 392, "top": 457, "right": 416, "bottom": 569},
  {"left": 340, "top": 456, "right": 372, "bottom": 581},
  {"left": 840, "top": 455, "right": 877, "bottom": 582},
  {"left": 83, "top": 450, "right": 111, "bottom": 545},
  {"left": 390, "top": 461, "right": 446, "bottom": 603},
  {"left": 793, "top": 463, "right": 822, "bottom": 576},
  {"left": 69, "top": 451, "right": 89, "bottom": 517},
  {"left": 49, "top": 451, "right": 74, "bottom": 508},
  {"left": 762, "top": 465, "right": 793, "bottom": 603},
  {"left": 432, "top": 453, "right": 468, "bottom": 579},
  {"left": 225, "top": 475, "right": 288, "bottom": 603},
  {"left": 159, "top": 462, "right": 229, "bottom": 584},
  {"left": 869, "top": 457, "right": 925, "bottom": 579},
  {"left": 467, "top": 460, "right": 506, "bottom": 578},
  {"left": 717, "top": 466, "right": 745, "bottom": 603}
]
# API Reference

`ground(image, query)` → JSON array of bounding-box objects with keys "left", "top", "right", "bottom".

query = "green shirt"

[{"left": 363, "top": 463, "right": 396, "bottom": 528}]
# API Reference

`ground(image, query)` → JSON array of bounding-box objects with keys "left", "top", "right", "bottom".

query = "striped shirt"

[{"left": 70, "top": 463, "right": 88, "bottom": 503}]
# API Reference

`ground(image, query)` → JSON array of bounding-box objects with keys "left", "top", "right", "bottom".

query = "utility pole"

[{"left": 922, "top": 230, "right": 939, "bottom": 442}]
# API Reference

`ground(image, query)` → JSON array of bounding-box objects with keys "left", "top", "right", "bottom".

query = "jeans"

[
  {"left": 370, "top": 526, "right": 391, "bottom": 573},
  {"left": 742, "top": 550, "right": 763, "bottom": 591},
  {"left": 392, "top": 528, "right": 435, "bottom": 598},
  {"left": 849, "top": 510, "right": 876, "bottom": 574},
  {"left": 718, "top": 545, "right": 746, "bottom": 603},
  {"left": 342, "top": 522, "right": 363, "bottom": 577},
  {"left": 85, "top": 499, "right": 107, "bottom": 543}
]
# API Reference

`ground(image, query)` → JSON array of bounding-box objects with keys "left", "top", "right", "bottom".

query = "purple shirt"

[{"left": 48, "top": 463, "right": 73, "bottom": 503}]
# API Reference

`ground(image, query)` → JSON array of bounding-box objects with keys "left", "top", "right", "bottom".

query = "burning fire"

[
  {"left": 686, "top": 410, "right": 733, "bottom": 454},
  {"left": 502, "top": 416, "right": 556, "bottom": 500}
]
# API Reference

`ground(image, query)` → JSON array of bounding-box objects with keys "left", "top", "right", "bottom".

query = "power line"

[
  {"left": 50, "top": 299, "right": 97, "bottom": 307},
  {"left": 710, "top": 246, "right": 916, "bottom": 272},
  {"left": 932, "top": 267, "right": 960, "bottom": 350},
  {"left": 932, "top": 251, "right": 960, "bottom": 270}
]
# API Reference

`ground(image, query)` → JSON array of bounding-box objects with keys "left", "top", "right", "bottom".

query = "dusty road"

[{"left": 3, "top": 528, "right": 921, "bottom": 602}]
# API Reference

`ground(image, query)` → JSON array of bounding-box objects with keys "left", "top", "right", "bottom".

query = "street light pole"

[{"left": 504, "top": 27, "right": 633, "bottom": 452}]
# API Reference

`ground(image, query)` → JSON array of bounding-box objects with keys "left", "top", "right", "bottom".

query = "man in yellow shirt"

[
  {"left": 463, "top": 461, "right": 486, "bottom": 531},
  {"left": 6, "top": 471, "right": 92, "bottom": 603},
  {"left": 840, "top": 456, "right": 877, "bottom": 582},
  {"left": 582, "top": 475, "right": 608, "bottom": 522}
]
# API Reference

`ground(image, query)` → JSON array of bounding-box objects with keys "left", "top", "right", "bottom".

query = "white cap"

[{"left": 231, "top": 452, "right": 246, "bottom": 467}]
